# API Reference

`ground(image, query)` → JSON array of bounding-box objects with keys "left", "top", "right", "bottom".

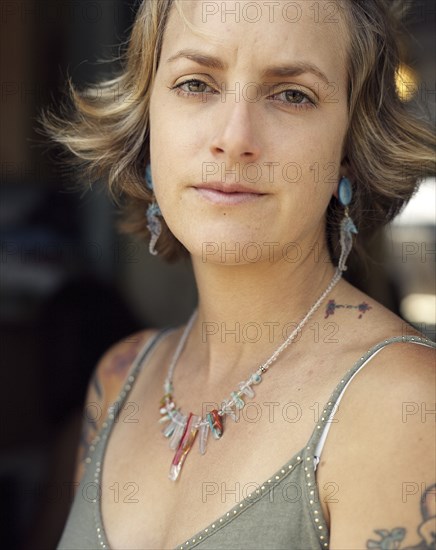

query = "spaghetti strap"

[
  {"left": 311, "top": 335, "right": 436, "bottom": 471},
  {"left": 121, "top": 327, "right": 175, "bottom": 383}
]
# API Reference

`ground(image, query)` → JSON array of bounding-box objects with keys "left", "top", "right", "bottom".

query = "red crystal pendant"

[{"left": 169, "top": 413, "right": 199, "bottom": 481}]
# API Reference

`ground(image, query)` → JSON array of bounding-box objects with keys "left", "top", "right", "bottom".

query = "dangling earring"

[
  {"left": 337, "top": 176, "right": 358, "bottom": 272},
  {"left": 145, "top": 164, "right": 162, "bottom": 256}
]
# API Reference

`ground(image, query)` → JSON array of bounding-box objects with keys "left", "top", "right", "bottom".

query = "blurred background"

[{"left": 0, "top": 0, "right": 434, "bottom": 548}]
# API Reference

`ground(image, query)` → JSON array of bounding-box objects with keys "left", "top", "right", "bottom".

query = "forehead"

[{"left": 161, "top": 0, "right": 350, "bottom": 84}]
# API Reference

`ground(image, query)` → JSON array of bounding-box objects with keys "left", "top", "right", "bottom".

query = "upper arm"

[
  {"left": 72, "top": 329, "right": 158, "bottom": 486},
  {"left": 321, "top": 343, "right": 436, "bottom": 549}
]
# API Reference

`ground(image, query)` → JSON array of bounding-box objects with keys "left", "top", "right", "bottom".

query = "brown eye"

[
  {"left": 173, "top": 79, "right": 215, "bottom": 96},
  {"left": 268, "top": 88, "right": 316, "bottom": 110},
  {"left": 284, "top": 90, "right": 309, "bottom": 104},
  {"left": 185, "top": 80, "right": 208, "bottom": 93}
]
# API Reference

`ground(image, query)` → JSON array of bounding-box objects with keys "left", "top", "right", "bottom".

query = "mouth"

[{"left": 192, "top": 183, "right": 267, "bottom": 205}]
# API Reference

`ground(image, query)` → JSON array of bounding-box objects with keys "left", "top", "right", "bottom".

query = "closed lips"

[
  {"left": 193, "top": 183, "right": 266, "bottom": 194},
  {"left": 192, "top": 184, "right": 268, "bottom": 205}
]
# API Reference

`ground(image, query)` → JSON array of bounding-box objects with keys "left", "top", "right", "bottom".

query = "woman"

[{"left": 41, "top": 1, "right": 435, "bottom": 548}]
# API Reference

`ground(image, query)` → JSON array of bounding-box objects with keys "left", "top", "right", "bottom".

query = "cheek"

[
  {"left": 280, "top": 151, "right": 341, "bottom": 210},
  {"left": 149, "top": 113, "right": 202, "bottom": 195},
  {"left": 274, "top": 136, "right": 343, "bottom": 230},
  {"left": 148, "top": 102, "right": 189, "bottom": 223},
  {"left": 302, "top": 126, "right": 344, "bottom": 194},
  {"left": 149, "top": 96, "right": 177, "bottom": 202}
]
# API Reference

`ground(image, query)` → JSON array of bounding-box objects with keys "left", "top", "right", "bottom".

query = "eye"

[
  {"left": 270, "top": 88, "right": 316, "bottom": 110},
  {"left": 283, "top": 90, "right": 310, "bottom": 104},
  {"left": 170, "top": 79, "right": 216, "bottom": 98}
]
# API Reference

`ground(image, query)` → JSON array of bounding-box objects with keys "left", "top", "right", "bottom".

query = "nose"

[{"left": 209, "top": 100, "right": 262, "bottom": 165}]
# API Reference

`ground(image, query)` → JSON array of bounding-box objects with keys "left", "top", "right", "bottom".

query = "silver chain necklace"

[{"left": 159, "top": 267, "right": 343, "bottom": 481}]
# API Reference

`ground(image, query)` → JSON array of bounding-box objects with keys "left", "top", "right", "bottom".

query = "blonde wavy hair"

[{"left": 39, "top": 0, "right": 435, "bottom": 263}]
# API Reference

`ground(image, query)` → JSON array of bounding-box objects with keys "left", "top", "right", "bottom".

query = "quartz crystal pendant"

[
  {"left": 163, "top": 420, "right": 176, "bottom": 438},
  {"left": 198, "top": 422, "right": 210, "bottom": 455},
  {"left": 238, "top": 382, "right": 255, "bottom": 398},
  {"left": 221, "top": 399, "right": 238, "bottom": 421},
  {"left": 169, "top": 414, "right": 186, "bottom": 450},
  {"left": 169, "top": 413, "right": 199, "bottom": 481},
  {"left": 159, "top": 413, "right": 171, "bottom": 424},
  {"left": 206, "top": 409, "right": 223, "bottom": 439},
  {"left": 231, "top": 391, "right": 245, "bottom": 409}
]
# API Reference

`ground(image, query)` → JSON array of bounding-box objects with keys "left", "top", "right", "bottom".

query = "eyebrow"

[
  {"left": 167, "top": 49, "right": 226, "bottom": 71},
  {"left": 166, "top": 49, "right": 330, "bottom": 85},
  {"left": 262, "top": 63, "right": 329, "bottom": 85}
]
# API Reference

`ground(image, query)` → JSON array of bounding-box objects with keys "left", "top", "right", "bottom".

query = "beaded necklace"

[{"left": 159, "top": 268, "right": 342, "bottom": 481}]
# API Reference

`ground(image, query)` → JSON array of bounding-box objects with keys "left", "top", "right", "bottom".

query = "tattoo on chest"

[{"left": 325, "top": 299, "right": 372, "bottom": 319}]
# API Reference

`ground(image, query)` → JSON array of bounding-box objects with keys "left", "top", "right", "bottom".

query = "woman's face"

[{"left": 149, "top": 0, "right": 350, "bottom": 263}]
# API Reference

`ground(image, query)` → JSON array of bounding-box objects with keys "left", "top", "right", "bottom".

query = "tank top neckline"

[{"left": 91, "top": 332, "right": 435, "bottom": 550}]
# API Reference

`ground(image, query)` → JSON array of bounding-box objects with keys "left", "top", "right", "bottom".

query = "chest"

[{"left": 99, "top": 369, "right": 338, "bottom": 549}]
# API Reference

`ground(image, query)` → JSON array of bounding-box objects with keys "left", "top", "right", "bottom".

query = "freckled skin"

[
  {"left": 149, "top": 0, "right": 351, "bottom": 263},
  {"left": 69, "top": 3, "right": 435, "bottom": 548}
]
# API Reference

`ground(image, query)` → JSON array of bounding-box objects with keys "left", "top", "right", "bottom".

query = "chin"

[{"left": 180, "top": 232, "right": 278, "bottom": 265}]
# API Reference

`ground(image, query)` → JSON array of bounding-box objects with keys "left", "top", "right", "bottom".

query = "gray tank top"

[{"left": 57, "top": 332, "right": 435, "bottom": 550}]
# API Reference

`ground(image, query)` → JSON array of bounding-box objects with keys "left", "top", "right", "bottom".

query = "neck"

[{"left": 186, "top": 240, "right": 340, "bottom": 386}]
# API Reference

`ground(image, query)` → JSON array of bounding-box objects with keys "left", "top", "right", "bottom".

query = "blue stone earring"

[
  {"left": 145, "top": 164, "right": 162, "bottom": 256},
  {"left": 337, "top": 176, "right": 358, "bottom": 272}
]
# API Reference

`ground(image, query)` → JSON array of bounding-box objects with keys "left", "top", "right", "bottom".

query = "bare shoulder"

[
  {"left": 334, "top": 336, "right": 435, "bottom": 434},
  {"left": 332, "top": 278, "right": 430, "bottom": 344},
  {"left": 373, "top": 335, "right": 435, "bottom": 375},
  {"left": 91, "top": 328, "right": 161, "bottom": 409},
  {"left": 73, "top": 328, "right": 160, "bottom": 485},
  {"left": 317, "top": 301, "right": 435, "bottom": 548},
  {"left": 325, "top": 283, "right": 435, "bottom": 447}
]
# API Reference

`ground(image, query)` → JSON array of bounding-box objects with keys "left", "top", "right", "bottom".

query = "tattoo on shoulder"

[
  {"left": 79, "top": 370, "right": 104, "bottom": 462},
  {"left": 325, "top": 298, "right": 372, "bottom": 319},
  {"left": 106, "top": 342, "right": 143, "bottom": 379},
  {"left": 92, "top": 374, "right": 103, "bottom": 399},
  {"left": 78, "top": 340, "right": 143, "bottom": 462},
  {"left": 366, "top": 483, "right": 436, "bottom": 549}
]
